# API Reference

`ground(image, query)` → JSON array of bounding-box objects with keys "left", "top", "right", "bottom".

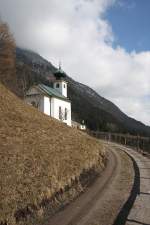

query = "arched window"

[
  {"left": 59, "top": 106, "right": 62, "bottom": 120},
  {"left": 65, "top": 108, "right": 67, "bottom": 120}
]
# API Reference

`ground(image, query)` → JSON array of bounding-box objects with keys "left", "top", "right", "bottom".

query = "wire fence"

[{"left": 87, "top": 130, "right": 150, "bottom": 156}]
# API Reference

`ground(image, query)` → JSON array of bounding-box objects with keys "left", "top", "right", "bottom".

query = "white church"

[{"left": 25, "top": 67, "right": 72, "bottom": 126}]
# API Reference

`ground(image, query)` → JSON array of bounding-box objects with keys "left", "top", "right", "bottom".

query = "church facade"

[{"left": 25, "top": 68, "right": 72, "bottom": 126}]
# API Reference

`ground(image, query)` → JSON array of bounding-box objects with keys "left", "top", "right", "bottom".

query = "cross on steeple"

[{"left": 59, "top": 61, "right": 62, "bottom": 71}]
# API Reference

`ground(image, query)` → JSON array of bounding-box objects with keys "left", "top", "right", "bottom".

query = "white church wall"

[
  {"left": 52, "top": 97, "right": 71, "bottom": 126},
  {"left": 50, "top": 98, "right": 55, "bottom": 118},
  {"left": 44, "top": 96, "right": 50, "bottom": 116}
]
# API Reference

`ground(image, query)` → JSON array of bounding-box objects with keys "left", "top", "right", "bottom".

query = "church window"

[
  {"left": 64, "top": 84, "right": 66, "bottom": 88},
  {"left": 65, "top": 108, "right": 67, "bottom": 120},
  {"left": 59, "top": 106, "right": 62, "bottom": 120}
]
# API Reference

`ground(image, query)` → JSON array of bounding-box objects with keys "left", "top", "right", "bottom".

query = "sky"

[
  {"left": 106, "top": 0, "right": 150, "bottom": 52},
  {"left": 0, "top": 0, "right": 150, "bottom": 125}
]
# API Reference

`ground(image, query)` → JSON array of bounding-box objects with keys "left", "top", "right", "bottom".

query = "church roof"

[{"left": 38, "top": 84, "right": 70, "bottom": 102}]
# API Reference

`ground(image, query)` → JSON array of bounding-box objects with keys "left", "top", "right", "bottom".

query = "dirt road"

[{"left": 47, "top": 143, "right": 135, "bottom": 225}]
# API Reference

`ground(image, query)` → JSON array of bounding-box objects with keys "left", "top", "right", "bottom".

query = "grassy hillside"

[{"left": 0, "top": 83, "right": 105, "bottom": 225}]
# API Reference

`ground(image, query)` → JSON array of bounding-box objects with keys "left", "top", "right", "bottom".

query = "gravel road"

[
  {"left": 46, "top": 143, "right": 150, "bottom": 225},
  {"left": 47, "top": 143, "right": 135, "bottom": 225}
]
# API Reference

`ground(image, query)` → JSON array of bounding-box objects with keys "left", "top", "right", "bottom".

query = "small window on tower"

[
  {"left": 64, "top": 84, "right": 66, "bottom": 88},
  {"left": 56, "top": 83, "right": 59, "bottom": 88}
]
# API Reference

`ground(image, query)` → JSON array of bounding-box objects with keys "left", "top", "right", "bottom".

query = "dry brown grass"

[{"left": 0, "top": 83, "right": 106, "bottom": 225}]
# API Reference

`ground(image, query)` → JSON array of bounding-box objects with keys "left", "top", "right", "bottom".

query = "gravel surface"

[{"left": 46, "top": 142, "right": 134, "bottom": 225}]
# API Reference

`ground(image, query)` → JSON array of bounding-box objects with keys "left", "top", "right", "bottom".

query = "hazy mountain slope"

[
  {"left": 15, "top": 47, "right": 150, "bottom": 136},
  {"left": 67, "top": 78, "right": 150, "bottom": 134},
  {"left": 0, "top": 82, "right": 105, "bottom": 225}
]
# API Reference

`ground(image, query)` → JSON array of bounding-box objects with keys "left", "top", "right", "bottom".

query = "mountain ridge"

[{"left": 15, "top": 47, "right": 150, "bottom": 136}]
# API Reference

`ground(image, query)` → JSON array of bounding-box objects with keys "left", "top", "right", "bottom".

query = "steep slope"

[
  {"left": 0, "top": 83, "right": 105, "bottom": 225},
  {"left": 67, "top": 78, "right": 150, "bottom": 135},
  {"left": 15, "top": 47, "right": 150, "bottom": 136}
]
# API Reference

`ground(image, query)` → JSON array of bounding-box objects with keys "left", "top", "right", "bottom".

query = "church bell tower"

[{"left": 53, "top": 63, "right": 68, "bottom": 98}]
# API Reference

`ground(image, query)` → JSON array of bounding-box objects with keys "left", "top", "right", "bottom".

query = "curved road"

[{"left": 46, "top": 143, "right": 150, "bottom": 225}]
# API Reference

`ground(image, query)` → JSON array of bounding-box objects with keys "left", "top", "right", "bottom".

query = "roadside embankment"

[{"left": 0, "top": 83, "right": 106, "bottom": 225}]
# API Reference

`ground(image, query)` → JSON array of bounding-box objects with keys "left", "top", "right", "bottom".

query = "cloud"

[
  {"left": 117, "top": 0, "right": 136, "bottom": 10},
  {"left": 0, "top": 0, "right": 150, "bottom": 125}
]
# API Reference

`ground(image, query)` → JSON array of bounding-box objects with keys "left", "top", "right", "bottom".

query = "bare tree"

[
  {"left": 21, "top": 69, "right": 27, "bottom": 98},
  {"left": 0, "top": 21, "right": 16, "bottom": 91}
]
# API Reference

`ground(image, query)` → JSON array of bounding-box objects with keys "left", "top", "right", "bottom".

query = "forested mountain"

[{"left": 15, "top": 47, "right": 150, "bottom": 136}]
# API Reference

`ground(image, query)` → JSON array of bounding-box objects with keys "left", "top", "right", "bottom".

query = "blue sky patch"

[{"left": 105, "top": 0, "right": 150, "bottom": 52}]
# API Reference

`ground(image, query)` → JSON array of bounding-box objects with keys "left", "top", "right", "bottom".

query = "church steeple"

[
  {"left": 53, "top": 62, "right": 68, "bottom": 97},
  {"left": 54, "top": 62, "right": 66, "bottom": 80}
]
